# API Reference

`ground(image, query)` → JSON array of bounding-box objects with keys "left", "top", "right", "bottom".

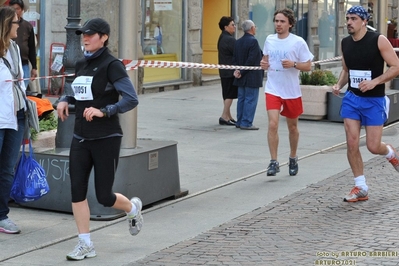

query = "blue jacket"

[{"left": 232, "top": 33, "right": 264, "bottom": 88}]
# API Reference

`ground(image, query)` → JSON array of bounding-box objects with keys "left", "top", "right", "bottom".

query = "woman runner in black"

[{"left": 57, "top": 18, "right": 142, "bottom": 261}]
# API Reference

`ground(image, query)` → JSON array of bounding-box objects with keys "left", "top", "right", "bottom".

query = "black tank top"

[{"left": 342, "top": 31, "right": 385, "bottom": 97}]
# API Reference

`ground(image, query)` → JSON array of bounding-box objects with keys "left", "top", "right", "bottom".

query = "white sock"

[
  {"left": 354, "top": 175, "right": 368, "bottom": 191},
  {"left": 78, "top": 233, "right": 91, "bottom": 246},
  {"left": 385, "top": 145, "right": 394, "bottom": 159},
  {"left": 126, "top": 203, "right": 138, "bottom": 217}
]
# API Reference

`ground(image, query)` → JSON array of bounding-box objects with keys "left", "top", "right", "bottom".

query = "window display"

[
  {"left": 142, "top": 0, "right": 183, "bottom": 83},
  {"left": 249, "top": 0, "right": 275, "bottom": 46},
  {"left": 318, "top": 0, "right": 338, "bottom": 60}
]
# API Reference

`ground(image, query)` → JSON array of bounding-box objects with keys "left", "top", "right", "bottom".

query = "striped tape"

[{"left": 3, "top": 55, "right": 352, "bottom": 83}]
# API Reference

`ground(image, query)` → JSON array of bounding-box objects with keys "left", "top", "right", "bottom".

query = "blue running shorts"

[{"left": 340, "top": 90, "right": 389, "bottom": 126}]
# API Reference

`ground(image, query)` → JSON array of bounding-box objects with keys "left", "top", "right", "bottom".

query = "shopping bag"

[{"left": 10, "top": 140, "right": 50, "bottom": 203}]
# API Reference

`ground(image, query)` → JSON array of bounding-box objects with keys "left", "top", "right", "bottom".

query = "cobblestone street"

[{"left": 134, "top": 156, "right": 399, "bottom": 266}]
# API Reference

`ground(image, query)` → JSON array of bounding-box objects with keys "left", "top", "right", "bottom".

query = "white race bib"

[
  {"left": 72, "top": 76, "right": 94, "bottom": 101},
  {"left": 349, "top": 70, "right": 372, "bottom": 89}
]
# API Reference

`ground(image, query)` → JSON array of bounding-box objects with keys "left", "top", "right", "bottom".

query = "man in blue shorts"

[{"left": 333, "top": 6, "right": 399, "bottom": 202}]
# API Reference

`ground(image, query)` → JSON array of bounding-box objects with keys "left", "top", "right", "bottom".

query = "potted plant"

[
  {"left": 30, "top": 112, "right": 58, "bottom": 151},
  {"left": 300, "top": 69, "right": 338, "bottom": 120}
]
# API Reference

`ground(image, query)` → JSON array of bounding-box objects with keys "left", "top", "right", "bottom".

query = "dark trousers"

[{"left": 69, "top": 136, "right": 122, "bottom": 207}]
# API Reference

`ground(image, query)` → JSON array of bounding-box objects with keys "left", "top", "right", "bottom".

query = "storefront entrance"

[{"left": 202, "top": 0, "right": 231, "bottom": 75}]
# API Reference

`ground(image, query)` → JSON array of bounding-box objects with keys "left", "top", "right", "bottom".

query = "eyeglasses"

[
  {"left": 11, "top": 21, "right": 19, "bottom": 24},
  {"left": 229, "top": 23, "right": 236, "bottom": 27}
]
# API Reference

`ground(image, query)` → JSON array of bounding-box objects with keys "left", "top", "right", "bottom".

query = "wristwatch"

[
  {"left": 100, "top": 108, "right": 107, "bottom": 117},
  {"left": 293, "top": 62, "right": 297, "bottom": 68}
]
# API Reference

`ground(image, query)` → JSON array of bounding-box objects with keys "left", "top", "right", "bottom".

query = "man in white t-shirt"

[{"left": 260, "top": 8, "right": 314, "bottom": 177}]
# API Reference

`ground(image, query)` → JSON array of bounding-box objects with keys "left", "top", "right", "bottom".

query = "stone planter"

[
  {"left": 300, "top": 85, "right": 332, "bottom": 120},
  {"left": 31, "top": 129, "right": 56, "bottom": 152}
]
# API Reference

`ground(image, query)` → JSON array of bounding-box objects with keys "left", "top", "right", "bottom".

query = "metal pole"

[
  {"left": 64, "top": 0, "right": 83, "bottom": 88},
  {"left": 55, "top": 0, "right": 83, "bottom": 148},
  {"left": 119, "top": 0, "right": 138, "bottom": 149}
]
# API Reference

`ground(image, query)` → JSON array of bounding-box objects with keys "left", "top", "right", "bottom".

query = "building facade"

[{"left": 9, "top": 0, "right": 399, "bottom": 95}]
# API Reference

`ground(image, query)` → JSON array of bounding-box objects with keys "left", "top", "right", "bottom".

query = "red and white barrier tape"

[
  {"left": 125, "top": 60, "right": 262, "bottom": 71},
  {"left": 5, "top": 73, "right": 75, "bottom": 83},
  {"left": 3, "top": 55, "right": 351, "bottom": 83}
]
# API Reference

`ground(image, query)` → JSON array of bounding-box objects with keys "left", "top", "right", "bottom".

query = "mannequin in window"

[
  {"left": 319, "top": 11, "right": 331, "bottom": 48},
  {"left": 296, "top": 12, "right": 308, "bottom": 42},
  {"left": 319, "top": 11, "right": 332, "bottom": 59},
  {"left": 154, "top": 23, "right": 163, "bottom": 54}
]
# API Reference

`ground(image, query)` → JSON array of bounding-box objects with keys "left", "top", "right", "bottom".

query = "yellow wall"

[
  {"left": 143, "top": 54, "right": 179, "bottom": 83},
  {"left": 202, "top": 0, "right": 231, "bottom": 75}
]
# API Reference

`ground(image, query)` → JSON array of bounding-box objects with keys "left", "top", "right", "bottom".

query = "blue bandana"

[{"left": 346, "top": 6, "right": 370, "bottom": 21}]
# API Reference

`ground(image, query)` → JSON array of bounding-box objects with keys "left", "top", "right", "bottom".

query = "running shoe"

[
  {"left": 66, "top": 239, "right": 96, "bottom": 260},
  {"left": 386, "top": 144, "right": 399, "bottom": 172},
  {"left": 343, "top": 186, "right": 369, "bottom": 202},
  {"left": 289, "top": 156, "right": 299, "bottom": 176},
  {"left": 128, "top": 197, "right": 143, "bottom": 236},
  {"left": 0, "top": 218, "right": 20, "bottom": 234},
  {"left": 267, "top": 160, "right": 280, "bottom": 176}
]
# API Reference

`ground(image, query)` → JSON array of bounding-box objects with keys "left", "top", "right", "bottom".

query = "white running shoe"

[
  {"left": 127, "top": 197, "right": 143, "bottom": 236},
  {"left": 343, "top": 186, "right": 369, "bottom": 202},
  {"left": 66, "top": 239, "right": 96, "bottom": 261},
  {"left": 387, "top": 144, "right": 399, "bottom": 172}
]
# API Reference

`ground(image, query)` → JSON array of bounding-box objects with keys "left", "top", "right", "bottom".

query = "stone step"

[{"left": 201, "top": 74, "right": 220, "bottom": 86}]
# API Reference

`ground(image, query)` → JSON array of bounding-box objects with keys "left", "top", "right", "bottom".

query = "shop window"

[
  {"left": 250, "top": 0, "right": 276, "bottom": 46},
  {"left": 289, "top": 0, "right": 309, "bottom": 42},
  {"left": 315, "top": 0, "right": 340, "bottom": 60},
  {"left": 142, "top": 0, "right": 183, "bottom": 83}
]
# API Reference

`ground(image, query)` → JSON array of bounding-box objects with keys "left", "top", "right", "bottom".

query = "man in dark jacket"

[{"left": 233, "top": 20, "right": 264, "bottom": 130}]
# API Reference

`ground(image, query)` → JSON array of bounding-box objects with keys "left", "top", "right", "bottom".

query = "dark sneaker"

[
  {"left": 267, "top": 160, "right": 280, "bottom": 176},
  {"left": 386, "top": 144, "right": 399, "bottom": 172},
  {"left": 289, "top": 156, "right": 299, "bottom": 176},
  {"left": 343, "top": 186, "right": 369, "bottom": 202},
  {"left": 66, "top": 239, "right": 96, "bottom": 260},
  {"left": 128, "top": 197, "right": 143, "bottom": 236},
  {"left": 0, "top": 218, "right": 20, "bottom": 234}
]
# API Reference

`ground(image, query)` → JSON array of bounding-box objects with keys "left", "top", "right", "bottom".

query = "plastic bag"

[{"left": 10, "top": 140, "right": 50, "bottom": 203}]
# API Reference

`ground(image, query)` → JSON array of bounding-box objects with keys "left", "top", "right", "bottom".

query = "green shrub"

[
  {"left": 30, "top": 112, "right": 58, "bottom": 140},
  {"left": 299, "top": 71, "right": 311, "bottom": 85},
  {"left": 300, "top": 69, "right": 338, "bottom": 86}
]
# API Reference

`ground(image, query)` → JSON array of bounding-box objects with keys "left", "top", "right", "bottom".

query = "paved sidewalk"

[{"left": 1, "top": 84, "right": 399, "bottom": 265}]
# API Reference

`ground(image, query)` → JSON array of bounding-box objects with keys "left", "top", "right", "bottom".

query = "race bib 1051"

[{"left": 71, "top": 76, "right": 94, "bottom": 101}]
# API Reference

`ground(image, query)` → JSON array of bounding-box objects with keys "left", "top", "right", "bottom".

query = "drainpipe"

[
  {"left": 233, "top": 0, "right": 238, "bottom": 39},
  {"left": 39, "top": 1, "right": 46, "bottom": 90}
]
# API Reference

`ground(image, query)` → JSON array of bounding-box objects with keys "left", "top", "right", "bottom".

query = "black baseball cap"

[{"left": 76, "top": 18, "right": 110, "bottom": 35}]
